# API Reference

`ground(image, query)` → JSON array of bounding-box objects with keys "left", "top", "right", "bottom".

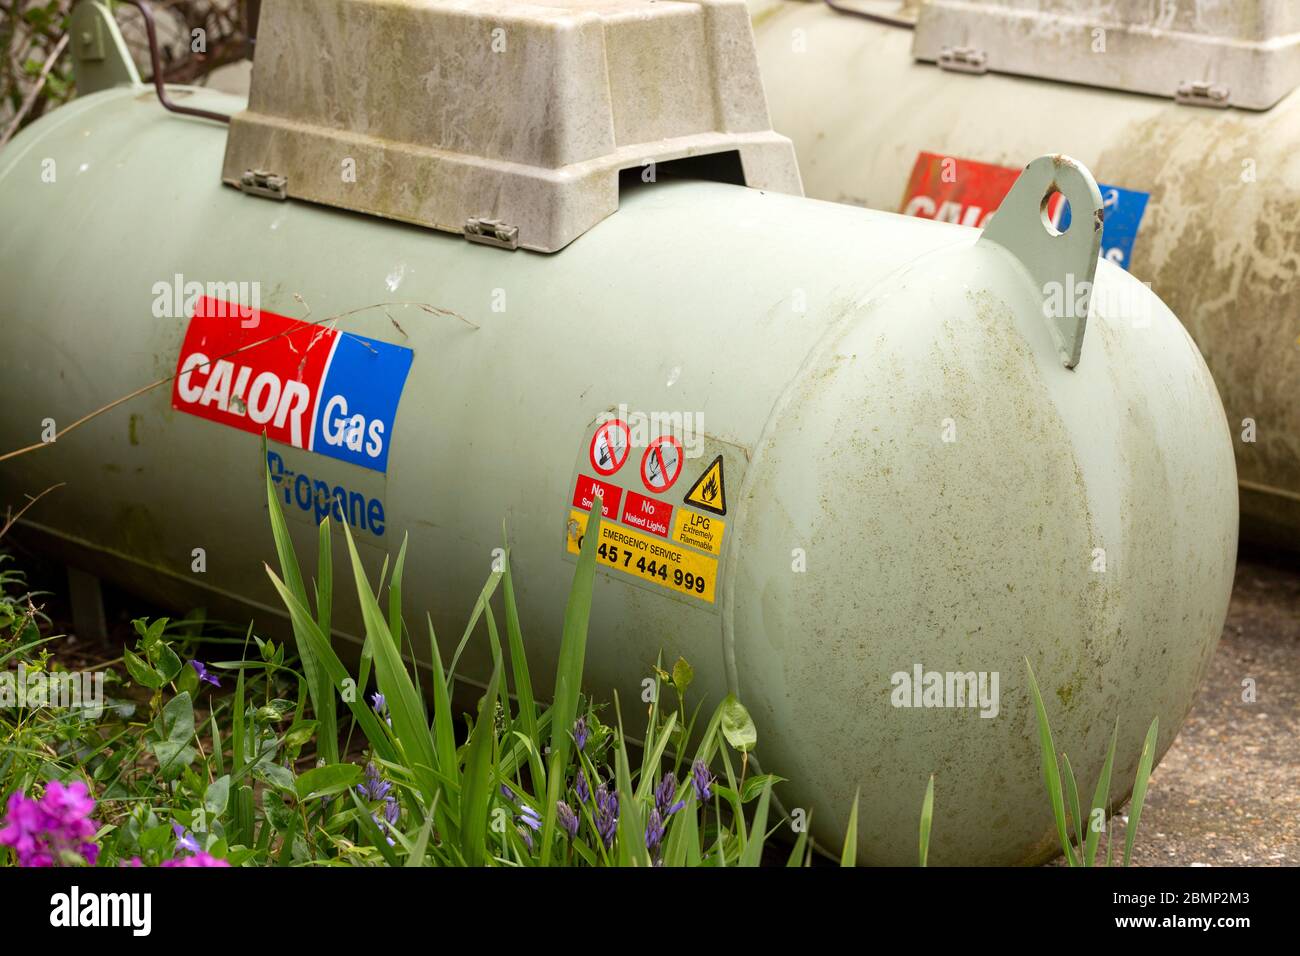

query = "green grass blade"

[
  {"left": 315, "top": 516, "right": 333, "bottom": 638},
  {"left": 341, "top": 525, "right": 439, "bottom": 803},
  {"left": 265, "top": 455, "right": 335, "bottom": 763},
  {"left": 387, "top": 532, "right": 407, "bottom": 649},
  {"left": 264, "top": 565, "right": 398, "bottom": 766},
  {"left": 840, "top": 789, "right": 860, "bottom": 867},
  {"left": 447, "top": 569, "right": 505, "bottom": 682},
  {"left": 539, "top": 494, "right": 602, "bottom": 861},
  {"left": 1084, "top": 719, "right": 1119, "bottom": 867},
  {"left": 426, "top": 615, "right": 457, "bottom": 791},
  {"left": 501, "top": 542, "right": 545, "bottom": 791},
  {"left": 786, "top": 810, "right": 811, "bottom": 867},
  {"left": 635, "top": 712, "right": 677, "bottom": 803},
  {"left": 1025, "top": 658, "right": 1076, "bottom": 865},
  {"left": 918, "top": 774, "right": 935, "bottom": 867},
  {"left": 739, "top": 776, "right": 774, "bottom": 867},
  {"left": 612, "top": 692, "right": 649, "bottom": 867},
  {"left": 405, "top": 792, "right": 440, "bottom": 867},
  {"left": 1062, "top": 752, "right": 1084, "bottom": 855},
  {"left": 1123, "top": 716, "right": 1159, "bottom": 867},
  {"left": 460, "top": 664, "right": 501, "bottom": 867}
]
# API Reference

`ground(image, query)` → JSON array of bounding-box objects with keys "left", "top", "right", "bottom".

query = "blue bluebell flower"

[
  {"left": 556, "top": 801, "right": 579, "bottom": 839},
  {"left": 645, "top": 809, "right": 665, "bottom": 853},
  {"left": 356, "top": 762, "right": 392, "bottom": 802},
  {"left": 575, "top": 768, "right": 590, "bottom": 804},
  {"left": 691, "top": 759, "right": 715, "bottom": 802}
]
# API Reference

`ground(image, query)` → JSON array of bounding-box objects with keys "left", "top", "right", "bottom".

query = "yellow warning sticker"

[
  {"left": 671, "top": 508, "right": 725, "bottom": 556},
  {"left": 683, "top": 454, "right": 727, "bottom": 516},
  {"left": 567, "top": 509, "right": 717, "bottom": 603}
]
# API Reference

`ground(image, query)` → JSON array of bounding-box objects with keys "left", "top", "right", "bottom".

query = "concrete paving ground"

[{"left": 1112, "top": 546, "right": 1299, "bottom": 866}]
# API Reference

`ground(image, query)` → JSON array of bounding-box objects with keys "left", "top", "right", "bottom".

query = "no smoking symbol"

[
  {"left": 590, "top": 420, "right": 630, "bottom": 476},
  {"left": 641, "top": 435, "right": 683, "bottom": 493}
]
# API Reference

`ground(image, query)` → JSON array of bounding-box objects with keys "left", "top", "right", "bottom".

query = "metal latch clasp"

[
  {"left": 464, "top": 217, "right": 520, "bottom": 250},
  {"left": 1175, "top": 81, "right": 1230, "bottom": 109},
  {"left": 938, "top": 46, "right": 988, "bottom": 74},
  {"left": 239, "top": 169, "right": 288, "bottom": 200}
]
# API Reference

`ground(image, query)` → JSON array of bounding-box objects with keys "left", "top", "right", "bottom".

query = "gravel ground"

[{"left": 1110, "top": 546, "right": 1299, "bottom": 866}]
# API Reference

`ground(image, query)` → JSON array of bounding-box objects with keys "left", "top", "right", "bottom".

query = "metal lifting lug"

[
  {"left": 464, "top": 217, "right": 520, "bottom": 251},
  {"left": 937, "top": 45, "right": 988, "bottom": 75},
  {"left": 1175, "top": 80, "right": 1231, "bottom": 108},
  {"left": 239, "top": 169, "right": 288, "bottom": 200}
]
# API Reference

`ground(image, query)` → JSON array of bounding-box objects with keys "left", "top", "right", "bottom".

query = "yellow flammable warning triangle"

[{"left": 683, "top": 455, "right": 727, "bottom": 516}]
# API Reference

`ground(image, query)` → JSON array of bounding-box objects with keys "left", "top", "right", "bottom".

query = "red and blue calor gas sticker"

[
  {"left": 900, "top": 152, "right": 1150, "bottom": 269},
  {"left": 172, "top": 297, "right": 413, "bottom": 473}
]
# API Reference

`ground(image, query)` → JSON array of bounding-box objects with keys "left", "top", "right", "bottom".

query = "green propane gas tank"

[
  {"left": 749, "top": 0, "right": 1300, "bottom": 549},
  {"left": 0, "top": 0, "right": 1236, "bottom": 864}
]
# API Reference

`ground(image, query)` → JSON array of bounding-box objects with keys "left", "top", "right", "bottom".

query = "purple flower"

[
  {"left": 645, "top": 809, "right": 665, "bottom": 852},
  {"left": 654, "top": 772, "right": 686, "bottom": 818},
  {"left": 189, "top": 660, "right": 220, "bottom": 688},
  {"left": 691, "top": 759, "right": 715, "bottom": 802},
  {"left": 594, "top": 784, "right": 619, "bottom": 849},
  {"left": 161, "top": 851, "right": 229, "bottom": 867},
  {"left": 370, "top": 692, "right": 392, "bottom": 728},
  {"left": 556, "top": 801, "right": 579, "bottom": 839},
  {"left": 517, "top": 803, "right": 541, "bottom": 832},
  {"left": 499, "top": 783, "right": 516, "bottom": 802},
  {"left": 575, "top": 769, "right": 590, "bottom": 804},
  {"left": 382, "top": 795, "right": 400, "bottom": 826},
  {"left": 574, "top": 716, "right": 589, "bottom": 751},
  {"left": 356, "top": 762, "right": 392, "bottom": 803},
  {"left": 0, "top": 780, "right": 100, "bottom": 867},
  {"left": 172, "top": 822, "right": 201, "bottom": 855}
]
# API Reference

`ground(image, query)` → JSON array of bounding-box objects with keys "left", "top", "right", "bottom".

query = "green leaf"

[
  {"left": 151, "top": 692, "right": 197, "bottom": 779},
  {"left": 263, "top": 790, "right": 296, "bottom": 832},
  {"left": 341, "top": 525, "right": 440, "bottom": 803},
  {"left": 539, "top": 491, "right": 602, "bottom": 861},
  {"left": 720, "top": 694, "right": 757, "bottom": 753},
  {"left": 1062, "top": 752, "right": 1084, "bottom": 855},
  {"left": 786, "top": 810, "right": 811, "bottom": 867},
  {"left": 295, "top": 763, "right": 363, "bottom": 801},
  {"left": 739, "top": 776, "right": 774, "bottom": 867},
  {"left": 918, "top": 775, "right": 934, "bottom": 867},
  {"left": 501, "top": 541, "right": 545, "bottom": 793},
  {"left": 841, "top": 790, "right": 860, "bottom": 867},
  {"left": 1025, "top": 659, "right": 1076, "bottom": 866},
  {"left": 1084, "top": 720, "right": 1119, "bottom": 867},
  {"left": 671, "top": 657, "right": 694, "bottom": 696},
  {"left": 123, "top": 648, "right": 165, "bottom": 689},
  {"left": 263, "top": 566, "right": 398, "bottom": 769},
  {"left": 460, "top": 666, "right": 501, "bottom": 867},
  {"left": 1123, "top": 717, "right": 1159, "bottom": 867},
  {"left": 150, "top": 641, "right": 183, "bottom": 683},
  {"left": 405, "top": 793, "right": 440, "bottom": 867},
  {"left": 266, "top": 452, "right": 337, "bottom": 765},
  {"left": 204, "top": 775, "right": 231, "bottom": 819},
  {"left": 740, "top": 773, "right": 786, "bottom": 804},
  {"left": 612, "top": 694, "right": 650, "bottom": 867}
]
